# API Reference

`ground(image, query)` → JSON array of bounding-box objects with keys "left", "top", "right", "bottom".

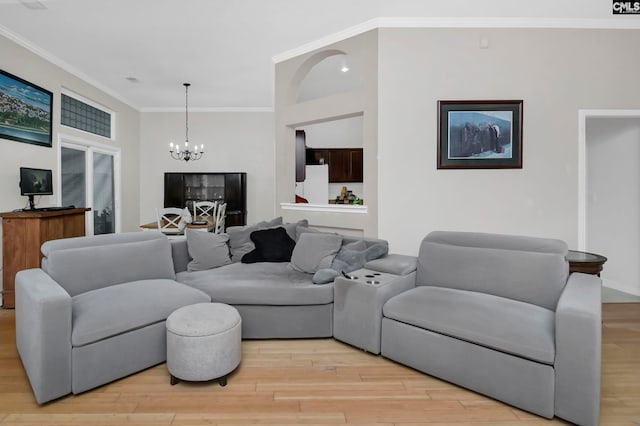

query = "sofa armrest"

[
  {"left": 554, "top": 272, "right": 602, "bottom": 426},
  {"left": 15, "top": 268, "right": 72, "bottom": 404},
  {"left": 364, "top": 254, "right": 417, "bottom": 276}
]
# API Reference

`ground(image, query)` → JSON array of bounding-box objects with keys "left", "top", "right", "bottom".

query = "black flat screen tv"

[{"left": 20, "top": 167, "right": 53, "bottom": 210}]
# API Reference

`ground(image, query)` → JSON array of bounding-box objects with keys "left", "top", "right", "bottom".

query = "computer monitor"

[{"left": 20, "top": 167, "right": 53, "bottom": 210}]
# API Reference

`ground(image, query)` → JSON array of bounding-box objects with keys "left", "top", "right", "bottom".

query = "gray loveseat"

[{"left": 379, "top": 231, "right": 602, "bottom": 426}]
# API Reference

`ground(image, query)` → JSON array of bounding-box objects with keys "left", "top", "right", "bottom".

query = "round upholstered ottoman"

[{"left": 166, "top": 302, "right": 242, "bottom": 386}]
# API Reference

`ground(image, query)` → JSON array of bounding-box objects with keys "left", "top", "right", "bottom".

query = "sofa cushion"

[
  {"left": 71, "top": 279, "right": 210, "bottom": 347},
  {"left": 42, "top": 232, "right": 164, "bottom": 258},
  {"left": 176, "top": 262, "right": 333, "bottom": 305},
  {"left": 290, "top": 232, "right": 342, "bottom": 273},
  {"left": 46, "top": 237, "right": 177, "bottom": 297},
  {"left": 242, "top": 227, "right": 296, "bottom": 263},
  {"left": 186, "top": 229, "right": 231, "bottom": 272},
  {"left": 416, "top": 231, "right": 569, "bottom": 311},
  {"left": 227, "top": 217, "right": 283, "bottom": 262},
  {"left": 383, "top": 286, "right": 556, "bottom": 365}
]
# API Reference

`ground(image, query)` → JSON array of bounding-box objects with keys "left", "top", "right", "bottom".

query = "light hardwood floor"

[{"left": 0, "top": 304, "right": 638, "bottom": 426}]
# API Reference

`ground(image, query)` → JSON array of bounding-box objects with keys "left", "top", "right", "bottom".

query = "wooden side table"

[{"left": 566, "top": 250, "right": 607, "bottom": 276}]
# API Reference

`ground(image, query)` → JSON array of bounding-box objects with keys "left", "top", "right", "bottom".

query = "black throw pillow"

[{"left": 241, "top": 226, "right": 296, "bottom": 263}]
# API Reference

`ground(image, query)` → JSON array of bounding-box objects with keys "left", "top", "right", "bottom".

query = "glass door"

[
  {"left": 60, "top": 141, "right": 120, "bottom": 235},
  {"left": 61, "top": 146, "right": 86, "bottom": 208},
  {"left": 92, "top": 152, "right": 115, "bottom": 234}
]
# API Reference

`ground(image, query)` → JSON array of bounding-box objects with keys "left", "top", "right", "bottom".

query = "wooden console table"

[{"left": 0, "top": 208, "right": 90, "bottom": 308}]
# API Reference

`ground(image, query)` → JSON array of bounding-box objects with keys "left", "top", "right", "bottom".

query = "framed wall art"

[
  {"left": 437, "top": 100, "right": 523, "bottom": 169},
  {"left": 0, "top": 69, "right": 53, "bottom": 148}
]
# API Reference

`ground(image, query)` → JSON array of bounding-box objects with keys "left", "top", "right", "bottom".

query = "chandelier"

[{"left": 169, "top": 83, "right": 204, "bottom": 162}]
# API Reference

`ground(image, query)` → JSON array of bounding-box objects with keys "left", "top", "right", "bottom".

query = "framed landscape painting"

[
  {"left": 437, "top": 100, "right": 523, "bottom": 169},
  {"left": 0, "top": 69, "right": 53, "bottom": 148}
]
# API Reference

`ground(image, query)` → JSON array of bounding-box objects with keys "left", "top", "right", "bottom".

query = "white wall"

[
  {"left": 139, "top": 111, "right": 275, "bottom": 226},
  {"left": 378, "top": 28, "right": 640, "bottom": 254},
  {"left": 0, "top": 34, "right": 140, "bottom": 305},
  {"left": 300, "top": 116, "right": 363, "bottom": 148},
  {"left": 586, "top": 117, "right": 640, "bottom": 295}
]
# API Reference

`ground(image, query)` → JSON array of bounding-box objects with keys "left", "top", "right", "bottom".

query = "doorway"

[{"left": 580, "top": 110, "right": 640, "bottom": 296}]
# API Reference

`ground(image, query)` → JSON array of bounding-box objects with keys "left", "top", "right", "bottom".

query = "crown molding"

[
  {"left": 272, "top": 18, "right": 381, "bottom": 63},
  {"left": 272, "top": 16, "right": 640, "bottom": 63},
  {"left": 0, "top": 23, "right": 141, "bottom": 110}
]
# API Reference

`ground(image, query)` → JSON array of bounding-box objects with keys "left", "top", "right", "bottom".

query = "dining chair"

[
  {"left": 193, "top": 201, "right": 218, "bottom": 218},
  {"left": 156, "top": 207, "right": 186, "bottom": 235},
  {"left": 214, "top": 202, "right": 227, "bottom": 234}
]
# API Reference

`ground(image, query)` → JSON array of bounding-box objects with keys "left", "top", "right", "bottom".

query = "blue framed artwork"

[
  {"left": 0, "top": 69, "right": 53, "bottom": 148},
  {"left": 438, "top": 100, "right": 523, "bottom": 169}
]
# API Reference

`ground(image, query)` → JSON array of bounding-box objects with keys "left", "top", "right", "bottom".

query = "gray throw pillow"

[
  {"left": 295, "top": 225, "right": 337, "bottom": 241},
  {"left": 227, "top": 217, "right": 283, "bottom": 262},
  {"left": 186, "top": 229, "right": 231, "bottom": 272},
  {"left": 283, "top": 219, "right": 309, "bottom": 241},
  {"left": 312, "top": 241, "right": 389, "bottom": 284},
  {"left": 290, "top": 232, "right": 343, "bottom": 273},
  {"left": 342, "top": 239, "right": 367, "bottom": 251}
]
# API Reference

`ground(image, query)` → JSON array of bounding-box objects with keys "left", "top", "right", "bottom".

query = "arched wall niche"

[{"left": 288, "top": 49, "right": 363, "bottom": 105}]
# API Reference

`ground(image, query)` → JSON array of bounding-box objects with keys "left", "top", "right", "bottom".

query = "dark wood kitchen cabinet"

[
  {"left": 164, "top": 172, "right": 246, "bottom": 227},
  {"left": 305, "top": 148, "right": 363, "bottom": 183}
]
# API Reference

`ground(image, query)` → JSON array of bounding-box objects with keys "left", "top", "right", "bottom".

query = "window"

[{"left": 61, "top": 92, "right": 114, "bottom": 139}]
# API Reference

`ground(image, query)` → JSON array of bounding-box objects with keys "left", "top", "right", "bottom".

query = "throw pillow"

[
  {"left": 295, "top": 225, "right": 337, "bottom": 241},
  {"left": 241, "top": 226, "right": 296, "bottom": 263},
  {"left": 342, "top": 239, "right": 367, "bottom": 251},
  {"left": 312, "top": 241, "right": 389, "bottom": 284},
  {"left": 186, "top": 229, "right": 231, "bottom": 272},
  {"left": 283, "top": 219, "right": 309, "bottom": 241},
  {"left": 290, "top": 232, "right": 343, "bottom": 274},
  {"left": 227, "top": 217, "right": 283, "bottom": 262}
]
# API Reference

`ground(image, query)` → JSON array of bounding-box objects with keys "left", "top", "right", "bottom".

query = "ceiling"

[{"left": 0, "top": 0, "right": 627, "bottom": 110}]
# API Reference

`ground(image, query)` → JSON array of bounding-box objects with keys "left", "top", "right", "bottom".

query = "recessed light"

[
  {"left": 341, "top": 66, "right": 349, "bottom": 73},
  {"left": 126, "top": 77, "right": 140, "bottom": 83}
]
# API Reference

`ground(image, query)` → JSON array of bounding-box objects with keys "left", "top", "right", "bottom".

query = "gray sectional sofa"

[{"left": 14, "top": 227, "right": 602, "bottom": 426}]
